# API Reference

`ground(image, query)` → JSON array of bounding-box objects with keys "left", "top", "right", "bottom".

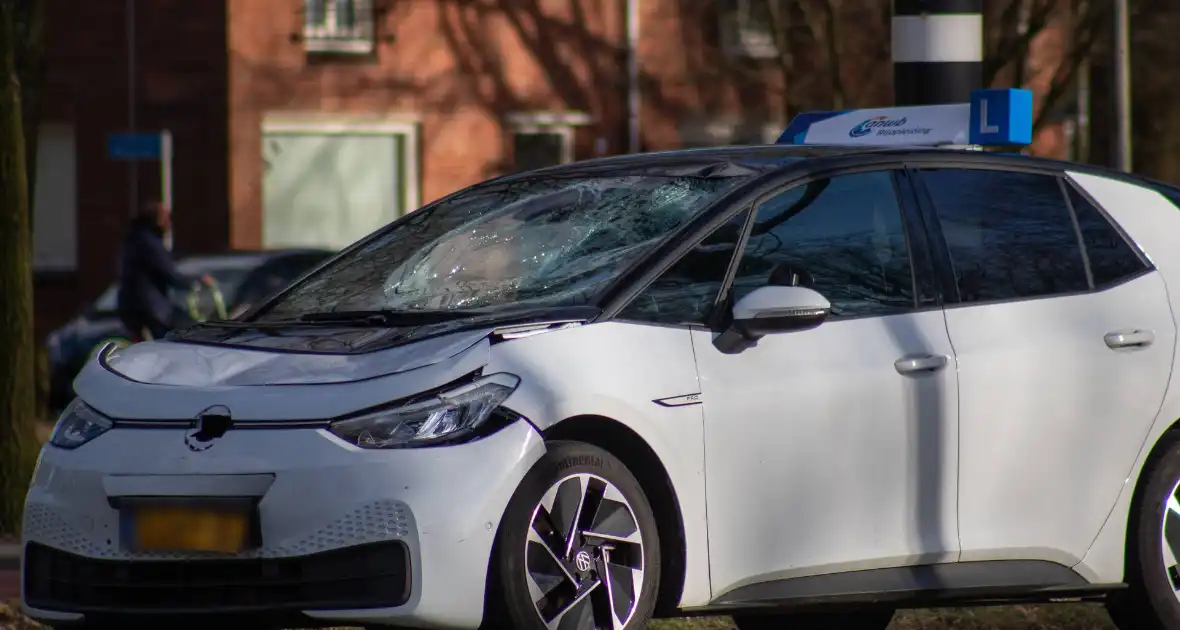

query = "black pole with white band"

[{"left": 892, "top": 0, "right": 983, "bottom": 106}]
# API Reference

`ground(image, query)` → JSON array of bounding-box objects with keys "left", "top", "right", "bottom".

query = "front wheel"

[{"left": 485, "top": 440, "right": 661, "bottom": 630}]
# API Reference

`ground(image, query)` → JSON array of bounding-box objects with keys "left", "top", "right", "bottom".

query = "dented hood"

[
  {"left": 73, "top": 329, "right": 496, "bottom": 421},
  {"left": 101, "top": 328, "right": 493, "bottom": 387}
]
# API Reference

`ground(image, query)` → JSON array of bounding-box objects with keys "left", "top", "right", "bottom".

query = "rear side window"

[
  {"left": 917, "top": 169, "right": 1089, "bottom": 303},
  {"left": 1064, "top": 183, "right": 1148, "bottom": 288}
]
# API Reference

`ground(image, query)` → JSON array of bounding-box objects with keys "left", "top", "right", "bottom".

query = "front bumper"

[{"left": 20, "top": 418, "right": 546, "bottom": 629}]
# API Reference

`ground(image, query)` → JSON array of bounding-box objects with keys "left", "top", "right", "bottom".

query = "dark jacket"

[{"left": 116, "top": 218, "right": 192, "bottom": 326}]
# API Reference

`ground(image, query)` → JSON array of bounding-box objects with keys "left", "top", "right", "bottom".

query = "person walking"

[{"left": 116, "top": 200, "right": 212, "bottom": 341}]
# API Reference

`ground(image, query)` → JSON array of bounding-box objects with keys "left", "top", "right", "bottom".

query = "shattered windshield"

[{"left": 255, "top": 173, "right": 749, "bottom": 321}]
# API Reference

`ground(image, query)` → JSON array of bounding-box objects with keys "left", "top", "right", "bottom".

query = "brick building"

[{"left": 30, "top": 0, "right": 1072, "bottom": 338}]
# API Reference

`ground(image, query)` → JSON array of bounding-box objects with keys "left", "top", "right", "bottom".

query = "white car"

[{"left": 21, "top": 103, "right": 1180, "bottom": 630}]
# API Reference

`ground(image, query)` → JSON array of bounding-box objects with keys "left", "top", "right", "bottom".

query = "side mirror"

[{"left": 713, "top": 285, "right": 831, "bottom": 354}]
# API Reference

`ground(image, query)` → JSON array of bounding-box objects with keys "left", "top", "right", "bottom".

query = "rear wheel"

[
  {"left": 1108, "top": 439, "right": 1180, "bottom": 630},
  {"left": 733, "top": 609, "right": 894, "bottom": 630},
  {"left": 485, "top": 440, "right": 660, "bottom": 630}
]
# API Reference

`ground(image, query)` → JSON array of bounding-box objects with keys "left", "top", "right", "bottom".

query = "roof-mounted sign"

[{"left": 776, "top": 88, "right": 1034, "bottom": 149}]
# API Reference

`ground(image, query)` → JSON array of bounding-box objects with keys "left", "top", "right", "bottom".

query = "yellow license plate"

[{"left": 133, "top": 504, "right": 251, "bottom": 553}]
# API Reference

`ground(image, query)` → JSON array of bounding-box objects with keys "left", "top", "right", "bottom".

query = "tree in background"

[
  {"left": 0, "top": 0, "right": 42, "bottom": 535},
  {"left": 15, "top": 0, "right": 42, "bottom": 211},
  {"left": 674, "top": 0, "right": 1110, "bottom": 158},
  {"left": 1125, "top": 0, "right": 1180, "bottom": 184},
  {"left": 983, "top": 0, "right": 1108, "bottom": 154}
]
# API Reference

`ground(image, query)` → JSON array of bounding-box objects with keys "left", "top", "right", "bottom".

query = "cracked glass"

[{"left": 256, "top": 173, "right": 750, "bottom": 320}]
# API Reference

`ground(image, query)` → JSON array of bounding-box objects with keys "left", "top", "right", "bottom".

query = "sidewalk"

[{"left": 0, "top": 544, "right": 18, "bottom": 602}]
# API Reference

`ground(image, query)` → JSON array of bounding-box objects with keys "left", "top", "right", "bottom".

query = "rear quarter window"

[{"left": 1063, "top": 181, "right": 1149, "bottom": 288}]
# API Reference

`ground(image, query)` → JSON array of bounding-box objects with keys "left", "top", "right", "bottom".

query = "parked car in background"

[{"left": 44, "top": 249, "right": 333, "bottom": 411}]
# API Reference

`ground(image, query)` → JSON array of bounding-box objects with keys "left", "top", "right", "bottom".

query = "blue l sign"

[{"left": 968, "top": 88, "right": 1034, "bottom": 147}]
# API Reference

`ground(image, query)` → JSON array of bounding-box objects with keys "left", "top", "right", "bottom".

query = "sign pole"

[
  {"left": 160, "top": 130, "right": 173, "bottom": 209},
  {"left": 892, "top": 0, "right": 983, "bottom": 106},
  {"left": 1113, "top": 0, "right": 1132, "bottom": 172}
]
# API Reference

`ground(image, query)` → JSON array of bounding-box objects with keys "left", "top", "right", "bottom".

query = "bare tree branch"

[
  {"left": 985, "top": 0, "right": 1056, "bottom": 87},
  {"left": 1031, "top": 0, "right": 1108, "bottom": 132}
]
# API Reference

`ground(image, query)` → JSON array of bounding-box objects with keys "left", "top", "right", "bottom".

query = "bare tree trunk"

[
  {"left": 806, "top": 0, "right": 845, "bottom": 110},
  {"left": 1075, "top": 0, "right": 1091, "bottom": 163},
  {"left": 762, "top": 0, "right": 796, "bottom": 123},
  {"left": 0, "top": 0, "right": 41, "bottom": 535},
  {"left": 17, "top": 0, "right": 44, "bottom": 218}
]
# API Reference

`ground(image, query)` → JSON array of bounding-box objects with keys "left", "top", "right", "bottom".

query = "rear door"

[{"left": 911, "top": 166, "right": 1175, "bottom": 568}]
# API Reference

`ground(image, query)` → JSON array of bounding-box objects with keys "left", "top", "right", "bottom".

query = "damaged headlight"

[
  {"left": 329, "top": 373, "right": 521, "bottom": 449},
  {"left": 50, "top": 399, "right": 114, "bottom": 449}
]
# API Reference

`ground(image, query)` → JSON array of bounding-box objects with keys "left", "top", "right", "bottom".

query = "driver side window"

[{"left": 731, "top": 170, "right": 916, "bottom": 319}]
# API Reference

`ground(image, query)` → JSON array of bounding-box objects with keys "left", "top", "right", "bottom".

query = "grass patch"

[{"left": 0, "top": 602, "right": 1121, "bottom": 630}]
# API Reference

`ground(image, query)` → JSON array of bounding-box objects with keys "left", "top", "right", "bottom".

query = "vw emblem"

[
  {"left": 574, "top": 550, "right": 593, "bottom": 573},
  {"left": 184, "top": 405, "right": 233, "bottom": 452}
]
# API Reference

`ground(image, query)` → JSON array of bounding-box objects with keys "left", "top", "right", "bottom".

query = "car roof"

[
  {"left": 504, "top": 144, "right": 1166, "bottom": 195},
  {"left": 511, "top": 145, "right": 898, "bottom": 175}
]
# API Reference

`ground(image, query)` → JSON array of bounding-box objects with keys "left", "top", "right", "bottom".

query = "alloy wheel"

[
  {"left": 525, "top": 473, "right": 645, "bottom": 630},
  {"left": 1162, "top": 477, "right": 1180, "bottom": 601}
]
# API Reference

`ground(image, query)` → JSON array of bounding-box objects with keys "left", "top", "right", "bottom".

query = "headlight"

[
  {"left": 49, "top": 399, "right": 114, "bottom": 449},
  {"left": 329, "top": 373, "right": 521, "bottom": 449}
]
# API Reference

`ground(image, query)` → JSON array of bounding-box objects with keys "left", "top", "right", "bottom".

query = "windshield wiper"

[{"left": 295, "top": 309, "right": 479, "bottom": 326}]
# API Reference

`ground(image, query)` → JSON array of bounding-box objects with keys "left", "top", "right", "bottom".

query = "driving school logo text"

[{"left": 848, "top": 116, "right": 932, "bottom": 138}]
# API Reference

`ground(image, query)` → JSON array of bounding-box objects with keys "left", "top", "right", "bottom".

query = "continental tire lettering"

[{"left": 556, "top": 455, "right": 604, "bottom": 473}]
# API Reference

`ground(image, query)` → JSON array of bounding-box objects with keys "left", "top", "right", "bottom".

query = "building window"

[
  {"left": 513, "top": 131, "right": 569, "bottom": 173},
  {"left": 679, "top": 119, "right": 785, "bottom": 148},
  {"left": 33, "top": 124, "right": 77, "bottom": 271},
  {"left": 719, "top": 0, "right": 780, "bottom": 60},
  {"left": 304, "top": 0, "right": 374, "bottom": 54},
  {"left": 506, "top": 112, "right": 591, "bottom": 173},
  {"left": 261, "top": 117, "right": 422, "bottom": 251}
]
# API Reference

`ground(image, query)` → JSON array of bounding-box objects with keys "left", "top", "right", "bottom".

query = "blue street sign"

[{"left": 107, "top": 133, "right": 163, "bottom": 160}]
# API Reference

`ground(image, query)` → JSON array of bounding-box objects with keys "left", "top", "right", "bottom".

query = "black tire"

[
  {"left": 1108, "top": 438, "right": 1180, "bottom": 630},
  {"left": 733, "top": 609, "right": 895, "bottom": 630},
  {"left": 484, "top": 440, "right": 661, "bottom": 630}
]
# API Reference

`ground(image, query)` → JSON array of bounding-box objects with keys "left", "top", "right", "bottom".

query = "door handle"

[
  {"left": 1105, "top": 330, "right": 1155, "bottom": 350},
  {"left": 894, "top": 354, "right": 948, "bottom": 375}
]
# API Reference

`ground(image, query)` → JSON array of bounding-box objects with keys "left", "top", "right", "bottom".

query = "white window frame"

[
  {"left": 303, "top": 0, "right": 375, "bottom": 54},
  {"left": 261, "top": 114, "right": 422, "bottom": 217},
  {"left": 506, "top": 111, "right": 593, "bottom": 168},
  {"left": 32, "top": 123, "right": 78, "bottom": 272},
  {"left": 720, "top": 0, "right": 780, "bottom": 60}
]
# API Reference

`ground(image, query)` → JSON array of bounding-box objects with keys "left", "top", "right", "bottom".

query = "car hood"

[
  {"left": 74, "top": 329, "right": 496, "bottom": 421},
  {"left": 101, "top": 328, "right": 493, "bottom": 387},
  {"left": 72, "top": 314, "right": 591, "bottom": 421}
]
